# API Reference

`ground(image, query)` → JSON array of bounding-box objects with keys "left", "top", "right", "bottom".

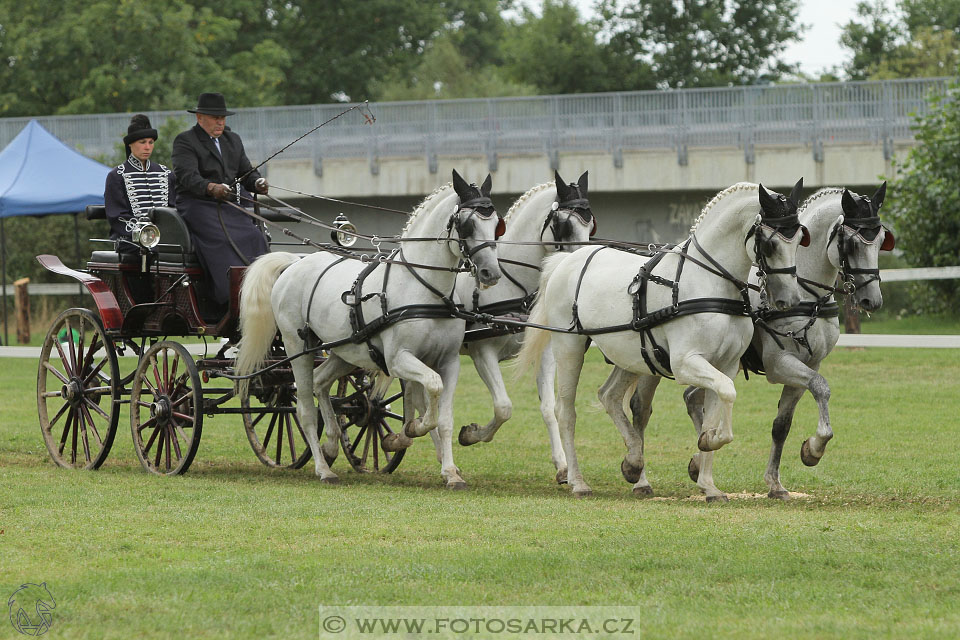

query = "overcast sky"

[{"left": 565, "top": 0, "right": 863, "bottom": 77}]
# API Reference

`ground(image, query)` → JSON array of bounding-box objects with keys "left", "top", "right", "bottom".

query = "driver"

[{"left": 171, "top": 92, "right": 269, "bottom": 313}]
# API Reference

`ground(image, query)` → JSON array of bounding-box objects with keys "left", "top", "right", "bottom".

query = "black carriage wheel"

[
  {"left": 129, "top": 341, "right": 203, "bottom": 476},
  {"left": 241, "top": 382, "right": 312, "bottom": 469},
  {"left": 334, "top": 373, "right": 406, "bottom": 474},
  {"left": 37, "top": 308, "right": 121, "bottom": 470}
]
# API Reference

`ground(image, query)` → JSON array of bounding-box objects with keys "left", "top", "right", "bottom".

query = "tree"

[
  {"left": 839, "top": 0, "right": 960, "bottom": 80},
  {"left": 886, "top": 82, "right": 960, "bottom": 313},
  {"left": 0, "top": 0, "right": 292, "bottom": 116},
  {"left": 502, "top": 0, "right": 637, "bottom": 93},
  {"left": 595, "top": 0, "right": 803, "bottom": 88}
]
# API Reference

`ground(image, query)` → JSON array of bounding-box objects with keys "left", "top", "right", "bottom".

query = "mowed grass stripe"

[{"left": 1, "top": 348, "right": 958, "bottom": 639}]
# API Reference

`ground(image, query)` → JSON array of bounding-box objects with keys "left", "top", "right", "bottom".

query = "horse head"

[
  {"left": 544, "top": 170, "right": 595, "bottom": 251},
  {"left": 451, "top": 169, "right": 503, "bottom": 287},
  {"left": 835, "top": 181, "right": 892, "bottom": 311},
  {"left": 755, "top": 179, "right": 808, "bottom": 310}
]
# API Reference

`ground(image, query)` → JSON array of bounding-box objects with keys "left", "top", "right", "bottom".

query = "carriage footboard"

[{"left": 35, "top": 254, "right": 123, "bottom": 330}]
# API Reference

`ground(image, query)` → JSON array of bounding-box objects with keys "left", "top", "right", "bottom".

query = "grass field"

[{"left": 1, "top": 348, "right": 958, "bottom": 639}]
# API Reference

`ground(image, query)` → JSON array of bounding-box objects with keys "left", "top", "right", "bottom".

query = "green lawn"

[{"left": 1, "top": 349, "right": 958, "bottom": 639}]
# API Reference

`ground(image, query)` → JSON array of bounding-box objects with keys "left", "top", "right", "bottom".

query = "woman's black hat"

[
  {"left": 187, "top": 92, "right": 235, "bottom": 116},
  {"left": 123, "top": 114, "right": 158, "bottom": 146}
]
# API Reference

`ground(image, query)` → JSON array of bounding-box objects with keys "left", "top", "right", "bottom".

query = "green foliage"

[
  {"left": 886, "top": 82, "right": 960, "bottom": 313},
  {"left": 596, "top": 0, "right": 803, "bottom": 88},
  {"left": 839, "top": 0, "right": 960, "bottom": 80}
]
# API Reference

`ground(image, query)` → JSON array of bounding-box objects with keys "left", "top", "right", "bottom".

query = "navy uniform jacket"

[
  {"left": 171, "top": 124, "right": 268, "bottom": 305},
  {"left": 103, "top": 157, "right": 175, "bottom": 252}
]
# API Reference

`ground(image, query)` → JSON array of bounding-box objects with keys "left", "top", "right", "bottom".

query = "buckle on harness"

[{"left": 341, "top": 291, "right": 357, "bottom": 306}]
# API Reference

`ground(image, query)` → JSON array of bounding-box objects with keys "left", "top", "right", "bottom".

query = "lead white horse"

[
  {"left": 236, "top": 171, "right": 503, "bottom": 488},
  {"left": 682, "top": 183, "right": 893, "bottom": 498},
  {"left": 451, "top": 171, "right": 596, "bottom": 483},
  {"left": 517, "top": 181, "right": 807, "bottom": 499}
]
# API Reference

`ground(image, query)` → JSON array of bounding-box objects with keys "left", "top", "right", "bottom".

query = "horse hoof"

[
  {"left": 403, "top": 419, "right": 422, "bottom": 439},
  {"left": 800, "top": 439, "right": 822, "bottom": 467},
  {"left": 446, "top": 480, "right": 468, "bottom": 490},
  {"left": 687, "top": 456, "right": 700, "bottom": 483},
  {"left": 382, "top": 433, "right": 413, "bottom": 452},
  {"left": 458, "top": 424, "right": 481, "bottom": 447},
  {"left": 705, "top": 494, "right": 729, "bottom": 503},
  {"left": 555, "top": 468, "right": 568, "bottom": 485},
  {"left": 572, "top": 488, "right": 593, "bottom": 498},
  {"left": 632, "top": 485, "right": 654, "bottom": 497},
  {"left": 621, "top": 458, "right": 644, "bottom": 484},
  {"left": 320, "top": 475, "right": 340, "bottom": 485},
  {"left": 768, "top": 490, "right": 791, "bottom": 500}
]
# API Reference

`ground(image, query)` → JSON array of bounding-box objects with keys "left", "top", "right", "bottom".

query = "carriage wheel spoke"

[
  {"left": 80, "top": 404, "right": 103, "bottom": 447},
  {"left": 262, "top": 414, "right": 278, "bottom": 451},
  {"left": 43, "top": 361, "right": 70, "bottom": 385},
  {"left": 275, "top": 413, "right": 284, "bottom": 464},
  {"left": 53, "top": 339, "right": 71, "bottom": 376},
  {"left": 58, "top": 411, "right": 75, "bottom": 456},
  {"left": 351, "top": 425, "right": 368, "bottom": 453},
  {"left": 77, "top": 409, "right": 92, "bottom": 461},
  {"left": 66, "top": 322, "right": 78, "bottom": 374},
  {"left": 48, "top": 401, "right": 70, "bottom": 428},
  {"left": 383, "top": 390, "right": 403, "bottom": 404},
  {"left": 143, "top": 421, "right": 161, "bottom": 456},
  {"left": 70, "top": 411, "right": 79, "bottom": 464},
  {"left": 170, "top": 424, "right": 183, "bottom": 460},
  {"left": 285, "top": 415, "right": 298, "bottom": 461},
  {"left": 164, "top": 427, "right": 172, "bottom": 470},
  {"left": 250, "top": 411, "right": 266, "bottom": 428},
  {"left": 138, "top": 416, "right": 158, "bottom": 433},
  {"left": 171, "top": 411, "right": 195, "bottom": 424},
  {"left": 83, "top": 355, "right": 108, "bottom": 386},
  {"left": 83, "top": 397, "right": 110, "bottom": 421},
  {"left": 383, "top": 411, "right": 403, "bottom": 422}
]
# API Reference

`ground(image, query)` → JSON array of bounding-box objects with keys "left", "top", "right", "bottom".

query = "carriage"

[{"left": 35, "top": 203, "right": 407, "bottom": 476}]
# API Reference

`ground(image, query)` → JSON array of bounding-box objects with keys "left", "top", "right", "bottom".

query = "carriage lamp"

[
  {"left": 131, "top": 220, "right": 161, "bottom": 249},
  {"left": 331, "top": 213, "right": 358, "bottom": 247}
]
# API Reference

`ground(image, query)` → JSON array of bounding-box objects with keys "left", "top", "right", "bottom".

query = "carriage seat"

[{"left": 84, "top": 205, "right": 200, "bottom": 268}]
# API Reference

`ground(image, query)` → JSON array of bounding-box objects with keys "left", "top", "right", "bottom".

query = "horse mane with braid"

[
  {"left": 798, "top": 188, "right": 844, "bottom": 215},
  {"left": 503, "top": 182, "right": 552, "bottom": 223},
  {"left": 689, "top": 182, "right": 758, "bottom": 234},
  {"left": 402, "top": 183, "right": 454, "bottom": 236}
]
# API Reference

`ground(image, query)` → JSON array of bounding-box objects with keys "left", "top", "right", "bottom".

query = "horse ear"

[
  {"left": 788, "top": 178, "right": 803, "bottom": 209},
  {"left": 578, "top": 171, "right": 588, "bottom": 195},
  {"left": 555, "top": 171, "right": 570, "bottom": 200},
  {"left": 841, "top": 189, "right": 858, "bottom": 217},
  {"left": 480, "top": 173, "right": 493, "bottom": 197},
  {"left": 758, "top": 183, "right": 776, "bottom": 213},
  {"left": 452, "top": 169, "right": 470, "bottom": 199},
  {"left": 873, "top": 181, "right": 887, "bottom": 211}
]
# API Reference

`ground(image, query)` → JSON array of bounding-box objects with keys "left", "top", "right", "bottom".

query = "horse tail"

[
  {"left": 236, "top": 252, "right": 299, "bottom": 395},
  {"left": 515, "top": 253, "right": 568, "bottom": 379}
]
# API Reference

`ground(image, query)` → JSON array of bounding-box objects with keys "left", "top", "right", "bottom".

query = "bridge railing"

[{"left": 1, "top": 77, "right": 952, "bottom": 172}]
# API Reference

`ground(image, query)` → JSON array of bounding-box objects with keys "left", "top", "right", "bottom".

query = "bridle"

[
  {"left": 828, "top": 213, "right": 894, "bottom": 294},
  {"left": 744, "top": 208, "right": 811, "bottom": 298},
  {"left": 540, "top": 198, "right": 597, "bottom": 251},
  {"left": 445, "top": 194, "right": 504, "bottom": 277}
]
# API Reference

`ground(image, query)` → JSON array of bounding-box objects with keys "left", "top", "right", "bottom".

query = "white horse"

[
  {"left": 450, "top": 171, "right": 596, "bottom": 484},
  {"left": 517, "top": 181, "right": 808, "bottom": 500},
  {"left": 682, "top": 183, "right": 894, "bottom": 499},
  {"left": 236, "top": 170, "right": 503, "bottom": 488}
]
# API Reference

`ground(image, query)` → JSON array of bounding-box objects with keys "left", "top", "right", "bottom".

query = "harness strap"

[{"left": 299, "top": 256, "right": 349, "bottom": 343}]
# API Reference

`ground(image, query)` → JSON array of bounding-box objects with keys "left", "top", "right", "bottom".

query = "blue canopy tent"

[{"left": 0, "top": 119, "right": 111, "bottom": 344}]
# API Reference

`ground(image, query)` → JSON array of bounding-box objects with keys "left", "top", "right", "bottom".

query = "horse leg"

[
  {"left": 626, "top": 374, "right": 661, "bottom": 495},
  {"left": 599, "top": 367, "right": 654, "bottom": 496},
  {"left": 764, "top": 385, "right": 805, "bottom": 499},
  {"left": 673, "top": 354, "right": 737, "bottom": 452},
  {"left": 282, "top": 344, "right": 334, "bottom": 483},
  {"left": 673, "top": 356, "right": 737, "bottom": 502},
  {"left": 458, "top": 344, "right": 511, "bottom": 446},
  {"left": 381, "top": 352, "right": 443, "bottom": 451},
  {"left": 537, "top": 346, "right": 568, "bottom": 484},
  {"left": 434, "top": 355, "right": 467, "bottom": 489},
  {"left": 310, "top": 354, "right": 358, "bottom": 473},
  {"left": 682, "top": 386, "right": 706, "bottom": 483},
  {"left": 552, "top": 336, "right": 591, "bottom": 497}
]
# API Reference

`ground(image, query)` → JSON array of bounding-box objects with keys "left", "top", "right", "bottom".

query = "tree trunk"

[
  {"left": 14, "top": 277, "right": 30, "bottom": 344},
  {"left": 843, "top": 295, "right": 860, "bottom": 334}
]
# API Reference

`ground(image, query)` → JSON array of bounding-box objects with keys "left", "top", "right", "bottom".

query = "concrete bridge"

[{"left": 1, "top": 77, "right": 949, "bottom": 245}]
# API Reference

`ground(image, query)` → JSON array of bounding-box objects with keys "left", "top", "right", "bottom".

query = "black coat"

[
  {"left": 171, "top": 124, "right": 268, "bottom": 306},
  {"left": 171, "top": 124, "right": 262, "bottom": 197},
  {"left": 104, "top": 157, "right": 176, "bottom": 252}
]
